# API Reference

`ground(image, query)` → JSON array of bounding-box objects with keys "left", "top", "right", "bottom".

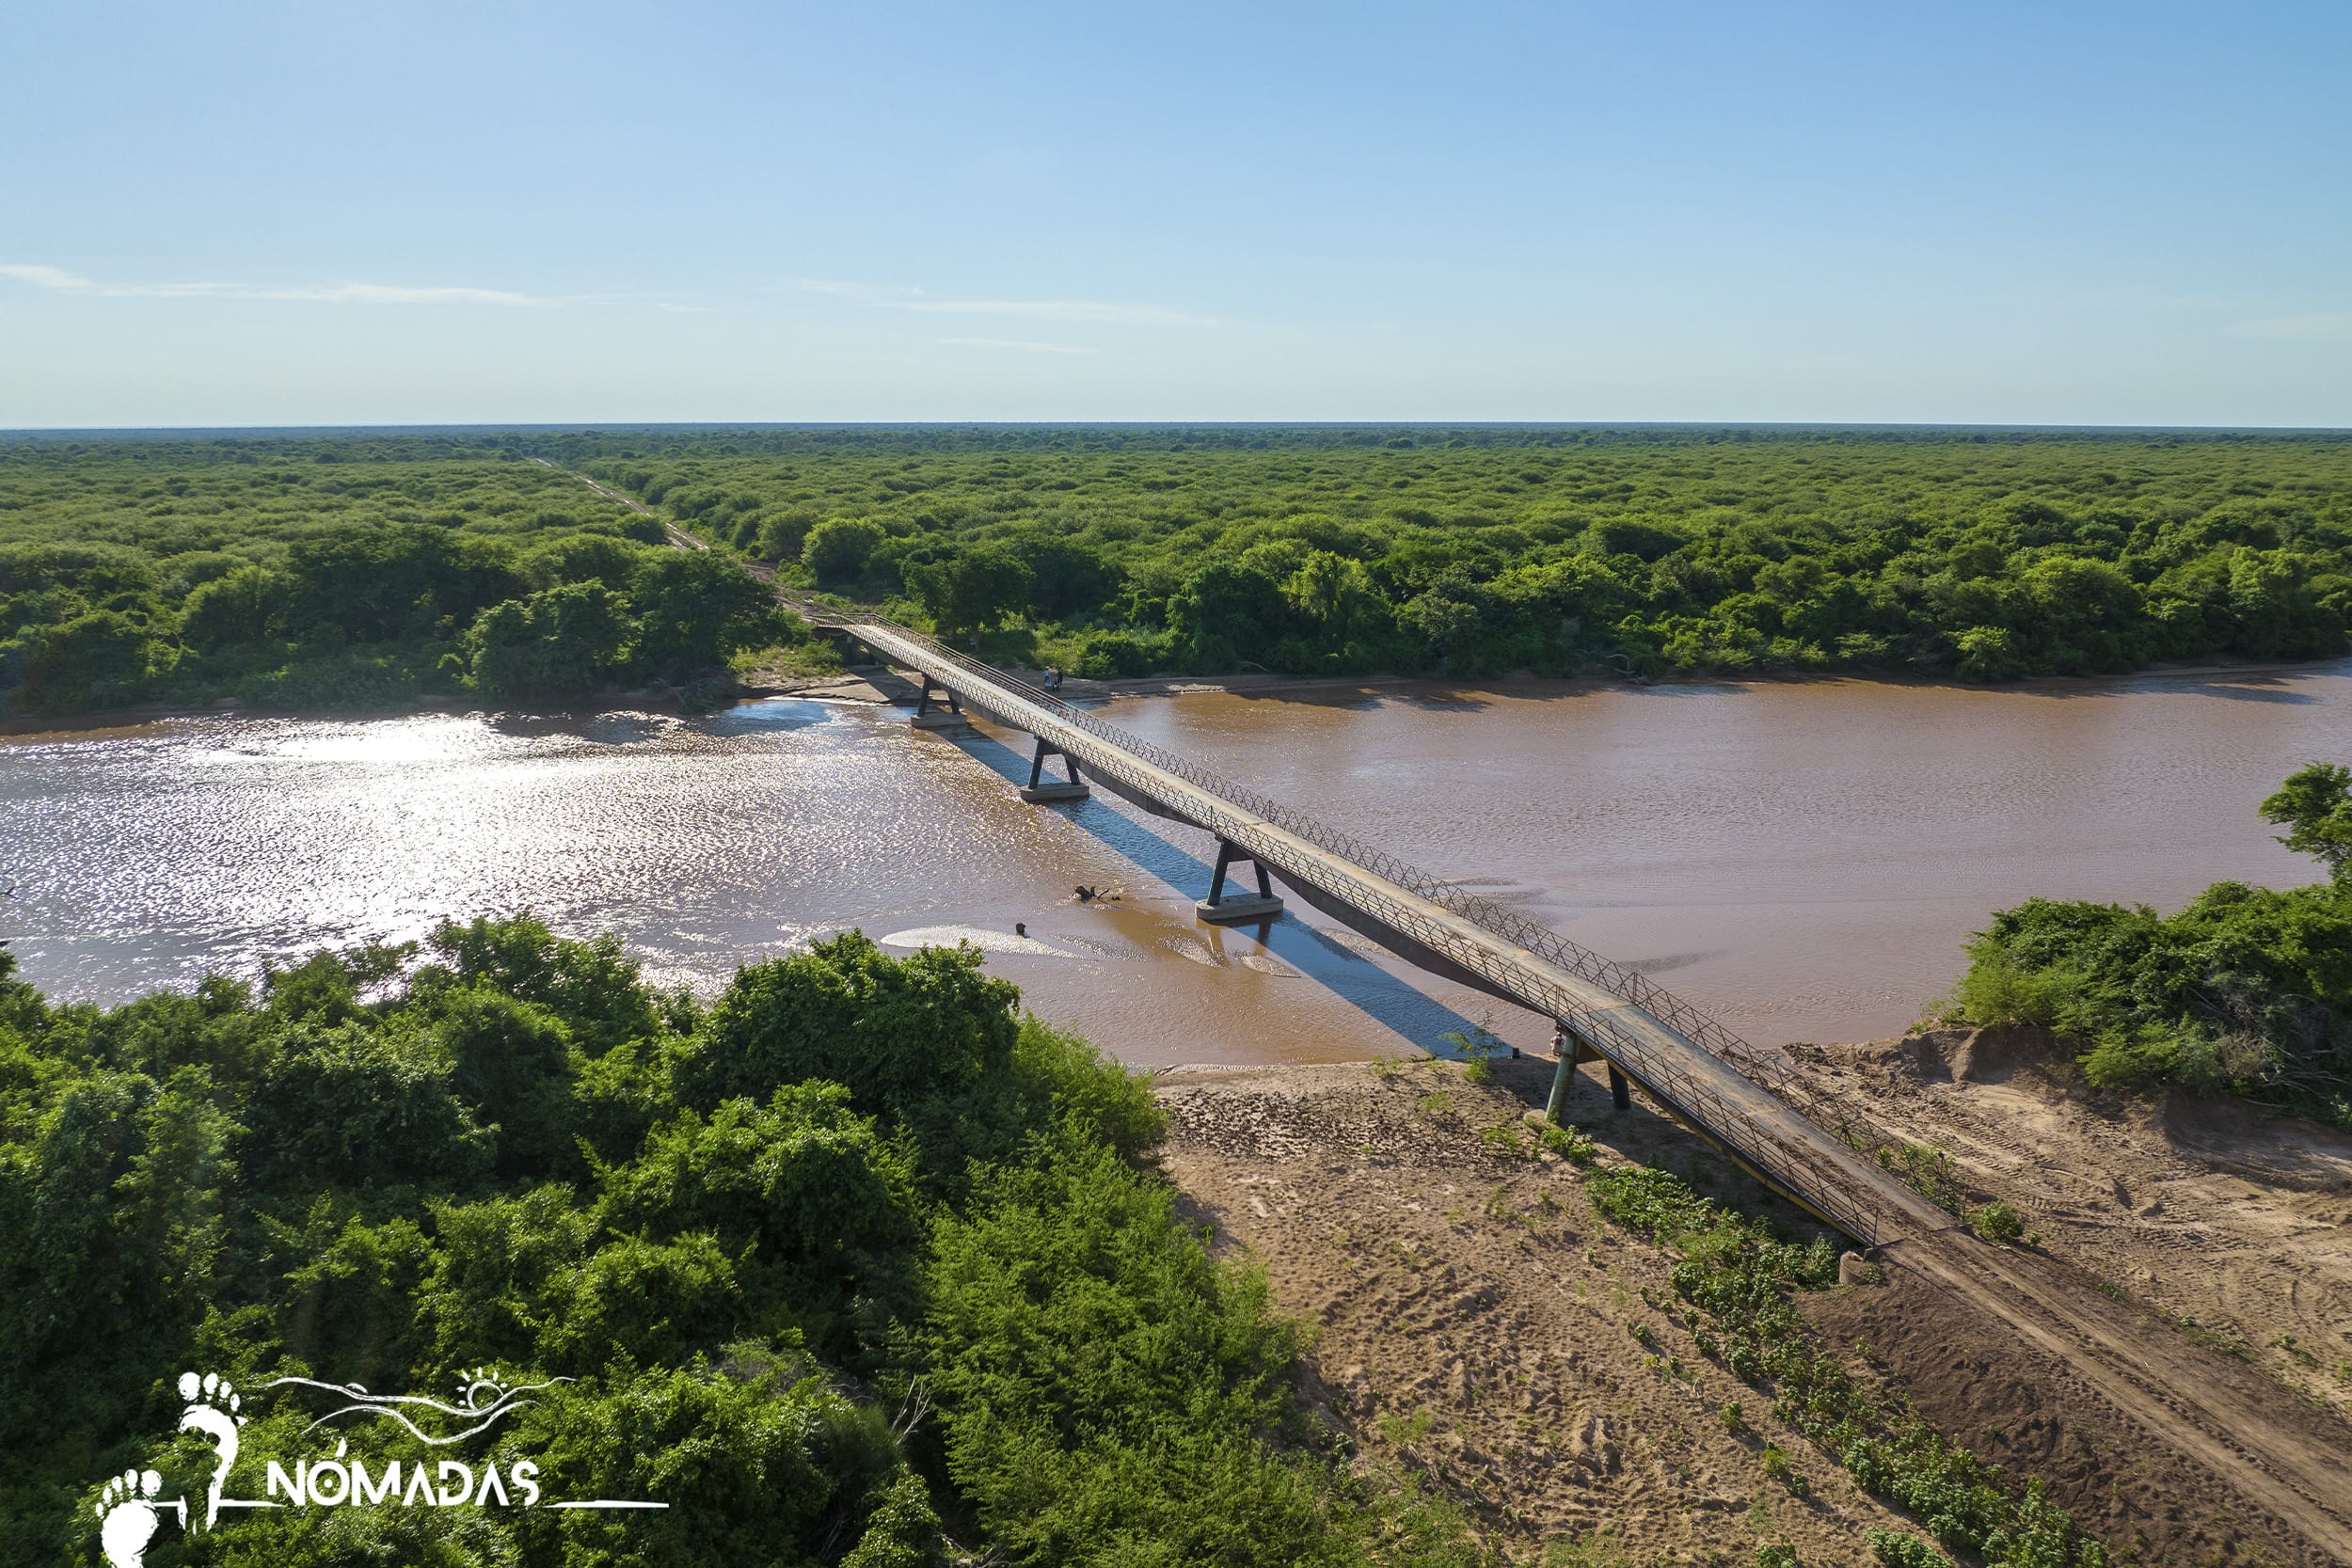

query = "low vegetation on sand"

[
  {"left": 0, "top": 921, "right": 1477, "bottom": 1566},
  {"left": 1162, "top": 1058, "right": 2163, "bottom": 1565},
  {"left": 1951, "top": 762, "right": 2352, "bottom": 1130},
  {"left": 1587, "top": 1165, "right": 2106, "bottom": 1568}
]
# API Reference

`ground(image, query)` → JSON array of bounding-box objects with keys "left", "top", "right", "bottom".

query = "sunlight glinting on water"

[{"left": 8, "top": 661, "right": 2350, "bottom": 1063}]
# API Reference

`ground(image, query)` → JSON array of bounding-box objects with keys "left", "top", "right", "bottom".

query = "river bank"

[
  {"left": 1039, "top": 651, "right": 2352, "bottom": 704},
  {"left": 12, "top": 647, "right": 2344, "bottom": 737},
  {"left": 1159, "top": 1048, "right": 2351, "bottom": 1565}
]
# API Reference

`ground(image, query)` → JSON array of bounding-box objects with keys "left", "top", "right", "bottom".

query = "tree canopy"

[
  {"left": 0, "top": 437, "right": 802, "bottom": 719},
  {"left": 0, "top": 918, "right": 1471, "bottom": 1566},
  {"left": 12, "top": 425, "right": 2350, "bottom": 714},
  {"left": 1956, "top": 763, "right": 2352, "bottom": 1127},
  {"left": 553, "top": 425, "right": 2352, "bottom": 683}
]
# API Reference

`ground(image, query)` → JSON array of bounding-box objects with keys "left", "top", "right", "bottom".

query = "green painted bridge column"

[
  {"left": 1547, "top": 1024, "right": 1630, "bottom": 1122},
  {"left": 1545, "top": 1027, "right": 1574, "bottom": 1123}
]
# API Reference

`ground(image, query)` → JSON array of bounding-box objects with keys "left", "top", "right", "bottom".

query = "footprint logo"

[
  {"left": 95, "top": 1470, "right": 183, "bottom": 1568},
  {"left": 176, "top": 1372, "right": 246, "bottom": 1530}
]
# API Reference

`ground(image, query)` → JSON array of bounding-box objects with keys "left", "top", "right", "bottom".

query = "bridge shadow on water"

[{"left": 948, "top": 726, "right": 1497, "bottom": 1060}]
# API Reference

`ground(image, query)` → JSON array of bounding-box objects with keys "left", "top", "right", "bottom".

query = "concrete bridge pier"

[
  {"left": 1020, "top": 737, "right": 1091, "bottom": 803},
  {"left": 1197, "top": 838, "right": 1284, "bottom": 925},
  {"left": 908, "top": 675, "right": 971, "bottom": 731},
  {"left": 1546, "top": 1024, "right": 1631, "bottom": 1121}
]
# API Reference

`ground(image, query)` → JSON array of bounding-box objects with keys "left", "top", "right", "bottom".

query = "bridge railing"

[
  {"left": 874, "top": 623, "right": 1807, "bottom": 1088},
  {"left": 1216, "top": 823, "right": 1888, "bottom": 1243},
  {"left": 851, "top": 618, "right": 1894, "bottom": 1244}
]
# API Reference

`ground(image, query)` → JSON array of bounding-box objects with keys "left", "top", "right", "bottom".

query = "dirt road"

[
  {"left": 1162, "top": 1053, "right": 2352, "bottom": 1565},
  {"left": 529, "top": 454, "right": 707, "bottom": 551},
  {"left": 1809, "top": 1030, "right": 2352, "bottom": 1560}
]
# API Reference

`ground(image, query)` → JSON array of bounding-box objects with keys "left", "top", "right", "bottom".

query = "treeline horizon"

[
  {"left": 0, "top": 442, "right": 817, "bottom": 719},
  {"left": 580, "top": 426, "right": 2352, "bottom": 684},
  {"left": 5, "top": 426, "right": 2350, "bottom": 721},
  {"left": 9, "top": 422, "right": 2350, "bottom": 442}
]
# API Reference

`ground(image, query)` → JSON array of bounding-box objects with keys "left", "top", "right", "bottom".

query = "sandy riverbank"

[
  {"left": 1154, "top": 1047, "right": 2350, "bottom": 1565},
  {"left": 12, "top": 648, "right": 2344, "bottom": 737}
]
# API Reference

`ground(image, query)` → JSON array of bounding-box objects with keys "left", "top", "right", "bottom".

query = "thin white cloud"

[
  {"left": 781, "top": 275, "right": 1214, "bottom": 327},
  {"left": 778, "top": 276, "right": 923, "bottom": 304},
  {"left": 253, "top": 282, "right": 543, "bottom": 305},
  {"left": 0, "top": 263, "right": 545, "bottom": 306},
  {"left": 939, "top": 336, "right": 1098, "bottom": 356},
  {"left": 0, "top": 264, "right": 96, "bottom": 291},
  {"left": 894, "top": 297, "right": 1214, "bottom": 326},
  {"left": 2233, "top": 311, "right": 2352, "bottom": 342}
]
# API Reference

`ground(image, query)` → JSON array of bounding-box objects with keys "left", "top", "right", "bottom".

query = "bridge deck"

[{"left": 843, "top": 618, "right": 1954, "bottom": 1247}]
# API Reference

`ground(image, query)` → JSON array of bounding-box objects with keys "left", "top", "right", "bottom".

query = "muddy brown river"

[{"left": 6, "top": 661, "right": 2346, "bottom": 1067}]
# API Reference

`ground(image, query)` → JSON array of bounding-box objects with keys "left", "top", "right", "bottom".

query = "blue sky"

[{"left": 3, "top": 1, "right": 2345, "bottom": 426}]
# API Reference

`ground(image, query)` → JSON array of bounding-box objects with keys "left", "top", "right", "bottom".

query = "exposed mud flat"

[{"left": 1155, "top": 1053, "right": 2350, "bottom": 1566}]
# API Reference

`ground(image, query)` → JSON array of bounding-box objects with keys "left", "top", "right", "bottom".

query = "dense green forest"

[
  {"left": 561, "top": 426, "right": 2352, "bottom": 682},
  {"left": 0, "top": 437, "right": 802, "bottom": 719},
  {"left": 2, "top": 919, "right": 2124, "bottom": 1568},
  {"left": 1954, "top": 764, "right": 2352, "bottom": 1130},
  {"left": 7, "top": 427, "right": 2350, "bottom": 721},
  {"left": 0, "top": 920, "right": 1485, "bottom": 1566}
]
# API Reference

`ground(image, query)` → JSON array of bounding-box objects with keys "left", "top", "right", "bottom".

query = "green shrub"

[
  {"left": 1759, "top": 1445, "right": 1808, "bottom": 1495},
  {"left": 246, "top": 1023, "right": 497, "bottom": 1190},
  {"left": 677, "top": 932, "right": 1022, "bottom": 1196},
  {"left": 1477, "top": 1122, "right": 1530, "bottom": 1158},
  {"left": 1005, "top": 1013, "right": 1165, "bottom": 1161},
  {"left": 923, "top": 1134, "right": 1353, "bottom": 1566},
  {"left": 0, "top": 917, "right": 1468, "bottom": 1567},
  {"left": 839, "top": 1470, "right": 944, "bottom": 1568},
  {"left": 803, "top": 515, "right": 888, "bottom": 586},
  {"left": 1970, "top": 1201, "right": 2027, "bottom": 1244},
  {"left": 1589, "top": 1161, "right": 2106, "bottom": 1566},
  {"left": 1951, "top": 768, "right": 2352, "bottom": 1130},
  {"left": 1860, "top": 1138, "right": 1968, "bottom": 1215},
  {"left": 1866, "top": 1528, "right": 1953, "bottom": 1568},
  {"left": 1983, "top": 1479, "right": 2107, "bottom": 1568},
  {"left": 1442, "top": 1024, "right": 1507, "bottom": 1082},
  {"left": 1537, "top": 1123, "right": 1597, "bottom": 1164}
]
